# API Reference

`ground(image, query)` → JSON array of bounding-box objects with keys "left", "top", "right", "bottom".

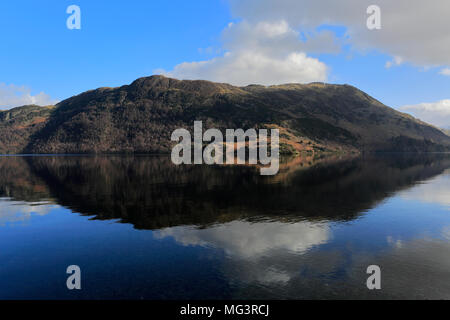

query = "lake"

[{"left": 0, "top": 154, "right": 450, "bottom": 299}]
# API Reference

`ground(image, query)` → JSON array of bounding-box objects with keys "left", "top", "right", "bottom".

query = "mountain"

[{"left": 1, "top": 75, "right": 449, "bottom": 154}]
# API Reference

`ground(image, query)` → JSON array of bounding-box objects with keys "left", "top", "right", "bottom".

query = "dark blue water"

[{"left": 0, "top": 154, "right": 450, "bottom": 299}]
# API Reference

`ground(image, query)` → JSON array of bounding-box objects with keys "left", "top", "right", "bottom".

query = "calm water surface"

[{"left": 0, "top": 154, "right": 450, "bottom": 299}]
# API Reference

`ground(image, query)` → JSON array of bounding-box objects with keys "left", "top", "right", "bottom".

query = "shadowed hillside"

[{"left": 1, "top": 75, "right": 449, "bottom": 154}]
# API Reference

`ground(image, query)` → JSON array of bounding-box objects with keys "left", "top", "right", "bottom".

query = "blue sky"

[
  {"left": 0, "top": 0, "right": 231, "bottom": 100},
  {"left": 1, "top": 0, "right": 450, "bottom": 128}
]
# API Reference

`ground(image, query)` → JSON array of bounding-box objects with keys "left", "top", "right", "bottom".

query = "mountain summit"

[{"left": 1, "top": 75, "right": 449, "bottom": 154}]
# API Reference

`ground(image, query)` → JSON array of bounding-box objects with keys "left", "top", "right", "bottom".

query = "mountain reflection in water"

[{"left": 0, "top": 154, "right": 450, "bottom": 299}]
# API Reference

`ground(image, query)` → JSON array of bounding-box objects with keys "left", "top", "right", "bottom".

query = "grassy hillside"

[{"left": 0, "top": 75, "right": 449, "bottom": 154}]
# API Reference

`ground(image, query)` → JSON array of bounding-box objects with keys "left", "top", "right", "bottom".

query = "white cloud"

[
  {"left": 387, "top": 236, "right": 404, "bottom": 249},
  {"left": 160, "top": 0, "right": 450, "bottom": 85},
  {"left": 229, "top": 0, "right": 450, "bottom": 68},
  {"left": 399, "top": 100, "right": 450, "bottom": 129},
  {"left": 399, "top": 170, "right": 450, "bottom": 208},
  {"left": 0, "top": 83, "right": 57, "bottom": 110},
  {"left": 440, "top": 68, "right": 450, "bottom": 76},
  {"left": 0, "top": 199, "right": 55, "bottom": 226},
  {"left": 162, "top": 51, "right": 327, "bottom": 86},
  {"left": 154, "top": 220, "right": 330, "bottom": 285},
  {"left": 158, "top": 20, "right": 329, "bottom": 86},
  {"left": 385, "top": 56, "right": 404, "bottom": 69},
  {"left": 154, "top": 220, "right": 330, "bottom": 259}
]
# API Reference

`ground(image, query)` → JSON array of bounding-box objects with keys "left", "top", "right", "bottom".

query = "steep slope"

[
  {"left": 1, "top": 75, "right": 449, "bottom": 154},
  {"left": 0, "top": 105, "right": 55, "bottom": 154}
]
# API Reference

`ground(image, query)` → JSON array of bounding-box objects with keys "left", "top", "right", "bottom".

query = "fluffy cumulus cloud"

[
  {"left": 154, "top": 220, "right": 330, "bottom": 259},
  {"left": 154, "top": 220, "right": 330, "bottom": 285},
  {"left": 159, "top": 20, "right": 329, "bottom": 86},
  {"left": 399, "top": 100, "right": 450, "bottom": 129},
  {"left": 229, "top": 0, "right": 450, "bottom": 67},
  {"left": 160, "top": 0, "right": 450, "bottom": 85},
  {"left": 0, "top": 83, "right": 57, "bottom": 110}
]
